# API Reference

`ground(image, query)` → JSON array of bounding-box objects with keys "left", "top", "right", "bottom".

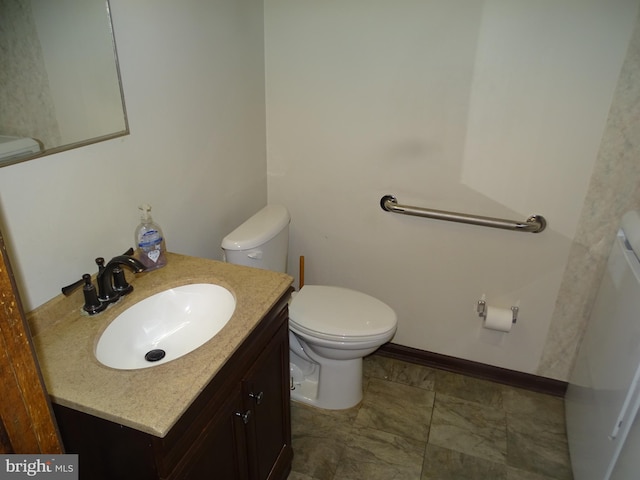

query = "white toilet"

[{"left": 222, "top": 204, "right": 397, "bottom": 410}]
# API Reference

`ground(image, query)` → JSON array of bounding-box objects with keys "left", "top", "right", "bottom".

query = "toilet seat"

[
  {"left": 289, "top": 321, "right": 391, "bottom": 345},
  {"left": 289, "top": 285, "right": 397, "bottom": 342}
]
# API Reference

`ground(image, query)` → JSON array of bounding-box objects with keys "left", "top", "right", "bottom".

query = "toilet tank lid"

[{"left": 222, "top": 204, "right": 290, "bottom": 251}]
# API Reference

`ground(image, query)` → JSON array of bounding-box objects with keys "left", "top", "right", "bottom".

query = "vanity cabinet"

[{"left": 52, "top": 292, "right": 293, "bottom": 480}]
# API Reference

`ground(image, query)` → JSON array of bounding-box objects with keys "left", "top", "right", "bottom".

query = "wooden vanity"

[{"left": 28, "top": 253, "right": 294, "bottom": 480}]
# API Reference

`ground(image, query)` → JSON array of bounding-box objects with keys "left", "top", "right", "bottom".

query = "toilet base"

[{"left": 290, "top": 357, "right": 363, "bottom": 410}]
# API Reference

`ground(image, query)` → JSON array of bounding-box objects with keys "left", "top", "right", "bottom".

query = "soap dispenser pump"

[{"left": 134, "top": 203, "right": 167, "bottom": 270}]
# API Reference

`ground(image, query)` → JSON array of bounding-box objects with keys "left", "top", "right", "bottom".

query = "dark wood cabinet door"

[
  {"left": 172, "top": 388, "right": 249, "bottom": 480},
  {"left": 242, "top": 321, "right": 292, "bottom": 480}
]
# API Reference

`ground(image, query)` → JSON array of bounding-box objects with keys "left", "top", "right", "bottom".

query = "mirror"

[{"left": 0, "top": 0, "right": 128, "bottom": 168}]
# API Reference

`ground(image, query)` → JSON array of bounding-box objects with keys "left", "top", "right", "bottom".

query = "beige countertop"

[{"left": 27, "top": 253, "right": 293, "bottom": 438}]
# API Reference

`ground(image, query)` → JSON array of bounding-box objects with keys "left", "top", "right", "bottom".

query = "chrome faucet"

[{"left": 96, "top": 255, "right": 146, "bottom": 304}]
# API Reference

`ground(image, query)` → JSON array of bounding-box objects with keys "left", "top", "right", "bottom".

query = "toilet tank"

[{"left": 221, "top": 204, "right": 290, "bottom": 273}]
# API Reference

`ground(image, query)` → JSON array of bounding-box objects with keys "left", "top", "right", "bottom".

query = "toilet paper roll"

[{"left": 483, "top": 306, "right": 513, "bottom": 332}]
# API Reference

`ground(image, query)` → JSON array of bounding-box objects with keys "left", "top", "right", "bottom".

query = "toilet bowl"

[
  {"left": 221, "top": 204, "right": 397, "bottom": 410},
  {"left": 288, "top": 285, "right": 396, "bottom": 409}
]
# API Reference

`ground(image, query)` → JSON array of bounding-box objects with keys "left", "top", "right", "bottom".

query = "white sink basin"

[{"left": 95, "top": 283, "right": 236, "bottom": 370}]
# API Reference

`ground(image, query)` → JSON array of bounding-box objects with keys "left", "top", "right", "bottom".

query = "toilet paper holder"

[{"left": 477, "top": 299, "right": 518, "bottom": 324}]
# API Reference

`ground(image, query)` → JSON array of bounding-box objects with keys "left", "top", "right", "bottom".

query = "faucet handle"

[
  {"left": 82, "top": 274, "right": 107, "bottom": 315},
  {"left": 113, "top": 266, "right": 134, "bottom": 296},
  {"left": 95, "top": 256, "right": 106, "bottom": 272},
  {"left": 62, "top": 277, "right": 84, "bottom": 296}
]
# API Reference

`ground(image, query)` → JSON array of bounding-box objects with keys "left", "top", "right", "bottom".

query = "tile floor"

[{"left": 288, "top": 354, "right": 574, "bottom": 480}]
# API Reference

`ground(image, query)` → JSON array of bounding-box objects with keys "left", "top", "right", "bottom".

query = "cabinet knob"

[
  {"left": 235, "top": 410, "right": 252, "bottom": 425},
  {"left": 249, "top": 391, "right": 264, "bottom": 405}
]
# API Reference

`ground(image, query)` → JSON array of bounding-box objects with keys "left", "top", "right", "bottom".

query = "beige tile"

[
  {"left": 435, "top": 370, "right": 504, "bottom": 408},
  {"left": 503, "top": 387, "right": 566, "bottom": 431},
  {"left": 505, "top": 389, "right": 571, "bottom": 479},
  {"left": 290, "top": 403, "right": 356, "bottom": 480},
  {"left": 506, "top": 465, "right": 564, "bottom": 480},
  {"left": 354, "top": 377, "right": 434, "bottom": 442},
  {"left": 365, "top": 354, "right": 438, "bottom": 390},
  {"left": 421, "top": 444, "right": 507, "bottom": 480},
  {"left": 334, "top": 426, "right": 425, "bottom": 480},
  {"left": 508, "top": 413, "right": 570, "bottom": 448},
  {"left": 429, "top": 393, "right": 507, "bottom": 463},
  {"left": 290, "top": 357, "right": 574, "bottom": 480},
  {"left": 363, "top": 354, "right": 396, "bottom": 380},
  {"left": 390, "top": 360, "right": 438, "bottom": 391},
  {"left": 506, "top": 426, "right": 573, "bottom": 480}
]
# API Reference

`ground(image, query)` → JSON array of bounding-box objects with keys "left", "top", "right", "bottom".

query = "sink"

[{"left": 95, "top": 283, "right": 236, "bottom": 370}]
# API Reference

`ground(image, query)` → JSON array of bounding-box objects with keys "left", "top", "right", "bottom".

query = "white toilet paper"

[{"left": 483, "top": 306, "right": 513, "bottom": 332}]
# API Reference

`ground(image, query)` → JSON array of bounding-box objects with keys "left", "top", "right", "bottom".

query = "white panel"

[{"left": 566, "top": 226, "right": 640, "bottom": 480}]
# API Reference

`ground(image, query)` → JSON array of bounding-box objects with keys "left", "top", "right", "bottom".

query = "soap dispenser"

[{"left": 134, "top": 203, "right": 167, "bottom": 270}]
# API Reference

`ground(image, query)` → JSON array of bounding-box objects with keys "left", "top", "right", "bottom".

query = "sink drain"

[{"left": 145, "top": 349, "right": 166, "bottom": 362}]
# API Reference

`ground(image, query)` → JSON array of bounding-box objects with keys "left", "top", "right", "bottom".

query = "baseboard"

[{"left": 377, "top": 343, "right": 567, "bottom": 397}]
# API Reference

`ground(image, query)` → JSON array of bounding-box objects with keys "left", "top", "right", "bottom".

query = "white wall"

[
  {"left": 0, "top": 0, "right": 267, "bottom": 310},
  {"left": 265, "top": 0, "right": 639, "bottom": 376}
]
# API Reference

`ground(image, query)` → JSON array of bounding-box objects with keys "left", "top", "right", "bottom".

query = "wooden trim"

[
  {"left": 378, "top": 343, "right": 567, "bottom": 397},
  {"left": 0, "top": 230, "right": 63, "bottom": 453}
]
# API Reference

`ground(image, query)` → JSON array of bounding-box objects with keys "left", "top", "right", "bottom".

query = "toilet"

[{"left": 222, "top": 204, "right": 397, "bottom": 410}]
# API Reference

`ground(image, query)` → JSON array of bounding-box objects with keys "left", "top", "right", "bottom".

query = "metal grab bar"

[{"left": 380, "top": 195, "right": 547, "bottom": 233}]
